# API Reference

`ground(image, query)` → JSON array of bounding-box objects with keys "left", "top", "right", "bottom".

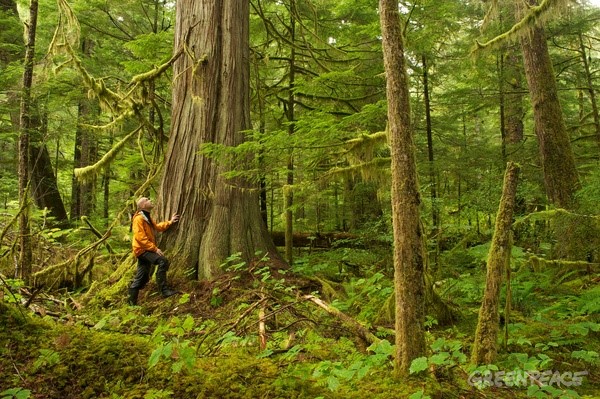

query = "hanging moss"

[
  {"left": 74, "top": 127, "right": 141, "bottom": 183},
  {"left": 474, "top": 0, "right": 571, "bottom": 51}
]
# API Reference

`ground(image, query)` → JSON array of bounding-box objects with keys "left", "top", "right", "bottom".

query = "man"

[{"left": 129, "top": 197, "right": 180, "bottom": 305}]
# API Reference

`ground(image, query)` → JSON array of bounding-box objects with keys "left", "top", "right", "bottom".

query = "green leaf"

[
  {"left": 408, "top": 389, "right": 431, "bottom": 399},
  {"left": 148, "top": 348, "right": 162, "bottom": 368},
  {"left": 93, "top": 318, "right": 107, "bottom": 330},
  {"left": 178, "top": 294, "right": 190, "bottom": 305},
  {"left": 527, "top": 385, "right": 540, "bottom": 396},
  {"left": 327, "top": 375, "right": 340, "bottom": 391},
  {"left": 430, "top": 352, "right": 450, "bottom": 365},
  {"left": 452, "top": 350, "right": 467, "bottom": 363},
  {"left": 367, "top": 339, "right": 394, "bottom": 356},
  {"left": 1, "top": 388, "right": 31, "bottom": 399},
  {"left": 409, "top": 356, "right": 428, "bottom": 374},
  {"left": 431, "top": 338, "right": 446, "bottom": 352},
  {"left": 182, "top": 315, "right": 194, "bottom": 332},
  {"left": 571, "top": 350, "right": 599, "bottom": 363},
  {"left": 256, "top": 349, "right": 274, "bottom": 359}
]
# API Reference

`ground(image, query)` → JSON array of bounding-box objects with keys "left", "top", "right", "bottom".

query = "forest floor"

[{"left": 1, "top": 246, "right": 600, "bottom": 399}]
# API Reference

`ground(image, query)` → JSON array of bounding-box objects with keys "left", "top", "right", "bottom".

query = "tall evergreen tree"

[
  {"left": 517, "top": 0, "right": 580, "bottom": 208},
  {"left": 379, "top": 0, "right": 426, "bottom": 375},
  {"left": 18, "top": 0, "right": 39, "bottom": 281},
  {"left": 157, "top": 0, "right": 281, "bottom": 279}
]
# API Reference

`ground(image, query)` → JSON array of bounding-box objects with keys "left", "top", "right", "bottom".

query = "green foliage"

[
  {"left": 331, "top": 272, "right": 393, "bottom": 325},
  {"left": 408, "top": 390, "right": 432, "bottom": 399},
  {"left": 0, "top": 279, "right": 24, "bottom": 304},
  {"left": 409, "top": 337, "right": 468, "bottom": 375},
  {"left": 0, "top": 388, "right": 31, "bottom": 399},
  {"left": 148, "top": 315, "right": 201, "bottom": 373},
  {"left": 311, "top": 339, "right": 394, "bottom": 391},
  {"left": 32, "top": 349, "right": 61, "bottom": 373}
]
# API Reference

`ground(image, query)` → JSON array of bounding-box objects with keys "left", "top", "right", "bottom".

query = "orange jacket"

[{"left": 131, "top": 210, "right": 173, "bottom": 257}]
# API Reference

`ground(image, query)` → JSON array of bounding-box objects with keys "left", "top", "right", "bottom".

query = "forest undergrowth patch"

[{"left": 1, "top": 246, "right": 600, "bottom": 398}]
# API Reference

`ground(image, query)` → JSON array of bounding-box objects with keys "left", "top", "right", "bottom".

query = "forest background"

[{"left": 1, "top": 0, "right": 600, "bottom": 398}]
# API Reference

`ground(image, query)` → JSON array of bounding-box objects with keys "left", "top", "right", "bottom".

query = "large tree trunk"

[
  {"left": 379, "top": 0, "right": 426, "bottom": 375},
  {"left": 157, "top": 0, "right": 281, "bottom": 280},
  {"left": 29, "top": 111, "right": 69, "bottom": 223},
  {"left": 519, "top": 4, "right": 579, "bottom": 208},
  {"left": 18, "top": 0, "right": 38, "bottom": 282},
  {"left": 472, "top": 162, "right": 519, "bottom": 365},
  {"left": 30, "top": 143, "right": 69, "bottom": 223}
]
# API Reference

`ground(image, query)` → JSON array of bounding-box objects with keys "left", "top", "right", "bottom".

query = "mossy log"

[
  {"left": 83, "top": 255, "right": 136, "bottom": 306},
  {"left": 303, "top": 294, "right": 380, "bottom": 346}
]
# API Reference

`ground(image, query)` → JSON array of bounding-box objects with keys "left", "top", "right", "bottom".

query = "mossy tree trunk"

[
  {"left": 379, "top": 0, "right": 426, "bottom": 375},
  {"left": 284, "top": 1, "right": 296, "bottom": 265},
  {"left": 17, "top": 0, "right": 38, "bottom": 282},
  {"left": 519, "top": 1, "right": 579, "bottom": 208},
  {"left": 30, "top": 141, "right": 69, "bottom": 223},
  {"left": 71, "top": 40, "right": 97, "bottom": 221},
  {"left": 29, "top": 111, "right": 69, "bottom": 224},
  {"left": 472, "top": 162, "right": 519, "bottom": 365},
  {"left": 577, "top": 33, "right": 600, "bottom": 150},
  {"left": 500, "top": 46, "right": 524, "bottom": 148},
  {"left": 156, "top": 0, "right": 281, "bottom": 280},
  {"left": 422, "top": 55, "right": 439, "bottom": 234}
]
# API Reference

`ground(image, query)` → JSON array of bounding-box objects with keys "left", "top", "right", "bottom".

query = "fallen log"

[{"left": 303, "top": 294, "right": 380, "bottom": 346}]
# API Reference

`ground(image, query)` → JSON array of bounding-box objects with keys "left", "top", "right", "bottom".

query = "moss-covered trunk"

[
  {"left": 501, "top": 46, "right": 524, "bottom": 146},
  {"left": 379, "top": 0, "right": 426, "bottom": 375},
  {"left": 519, "top": 3, "right": 579, "bottom": 208},
  {"left": 18, "top": 0, "right": 38, "bottom": 282},
  {"left": 471, "top": 162, "right": 519, "bottom": 365},
  {"left": 156, "top": 1, "right": 280, "bottom": 280}
]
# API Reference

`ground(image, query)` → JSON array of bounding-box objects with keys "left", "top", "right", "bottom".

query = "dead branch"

[
  {"left": 302, "top": 294, "right": 380, "bottom": 346},
  {"left": 81, "top": 216, "right": 114, "bottom": 254}
]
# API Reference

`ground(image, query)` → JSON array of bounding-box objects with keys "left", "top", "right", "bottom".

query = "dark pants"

[{"left": 130, "top": 251, "right": 170, "bottom": 290}]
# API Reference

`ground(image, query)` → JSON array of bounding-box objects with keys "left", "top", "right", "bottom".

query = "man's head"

[{"left": 137, "top": 197, "right": 154, "bottom": 211}]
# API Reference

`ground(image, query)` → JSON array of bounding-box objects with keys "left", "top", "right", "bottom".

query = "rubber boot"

[
  {"left": 156, "top": 270, "right": 177, "bottom": 298},
  {"left": 128, "top": 288, "right": 139, "bottom": 306}
]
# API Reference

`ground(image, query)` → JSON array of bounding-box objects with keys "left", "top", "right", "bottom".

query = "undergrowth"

[{"left": 1, "top": 244, "right": 599, "bottom": 398}]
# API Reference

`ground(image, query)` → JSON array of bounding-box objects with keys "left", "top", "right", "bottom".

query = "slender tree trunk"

[
  {"left": 18, "top": 0, "right": 38, "bottom": 282},
  {"left": 157, "top": 0, "right": 281, "bottom": 280},
  {"left": 71, "top": 39, "right": 97, "bottom": 221},
  {"left": 503, "top": 47, "right": 524, "bottom": 145},
  {"left": 379, "top": 0, "right": 426, "bottom": 375},
  {"left": 519, "top": 2, "right": 579, "bottom": 208},
  {"left": 284, "top": 1, "right": 296, "bottom": 265},
  {"left": 472, "top": 162, "right": 519, "bottom": 365},
  {"left": 255, "top": 62, "right": 269, "bottom": 227},
  {"left": 422, "top": 55, "right": 439, "bottom": 233}
]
